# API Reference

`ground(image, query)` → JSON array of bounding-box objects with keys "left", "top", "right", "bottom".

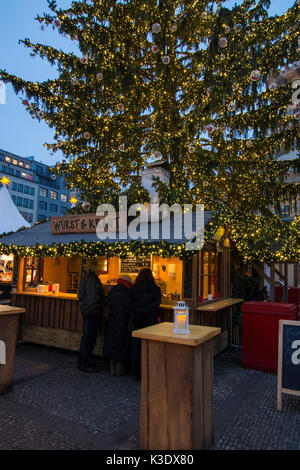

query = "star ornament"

[
  {"left": 70, "top": 196, "right": 78, "bottom": 205},
  {"left": 0, "top": 176, "right": 10, "bottom": 186}
]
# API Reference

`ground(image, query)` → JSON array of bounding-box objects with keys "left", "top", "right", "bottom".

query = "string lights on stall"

[{"left": 0, "top": 0, "right": 299, "bottom": 262}]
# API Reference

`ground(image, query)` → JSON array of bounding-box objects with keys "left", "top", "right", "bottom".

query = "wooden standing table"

[
  {"left": 132, "top": 322, "right": 221, "bottom": 450},
  {"left": 0, "top": 305, "right": 25, "bottom": 394},
  {"left": 196, "top": 298, "right": 244, "bottom": 347}
]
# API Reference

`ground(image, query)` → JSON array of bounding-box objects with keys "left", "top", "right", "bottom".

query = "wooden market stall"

[
  {"left": 0, "top": 212, "right": 243, "bottom": 356},
  {"left": 0, "top": 180, "right": 30, "bottom": 302}
]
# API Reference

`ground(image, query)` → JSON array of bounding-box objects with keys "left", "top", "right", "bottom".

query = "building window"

[
  {"left": 282, "top": 205, "right": 290, "bottom": 217},
  {"left": 39, "top": 201, "right": 47, "bottom": 211},
  {"left": 12, "top": 159, "right": 18, "bottom": 166},
  {"left": 198, "top": 246, "right": 220, "bottom": 301},
  {"left": 28, "top": 213, "right": 33, "bottom": 223},
  {"left": 11, "top": 195, "right": 16, "bottom": 204},
  {"left": 16, "top": 197, "right": 22, "bottom": 207},
  {"left": 50, "top": 190, "right": 58, "bottom": 200},
  {"left": 25, "top": 164, "right": 30, "bottom": 170},
  {"left": 40, "top": 187, "right": 48, "bottom": 197},
  {"left": 50, "top": 203, "right": 57, "bottom": 213},
  {"left": 21, "top": 172, "right": 33, "bottom": 181},
  {"left": 30, "top": 187, "right": 35, "bottom": 196},
  {"left": 61, "top": 206, "right": 68, "bottom": 215},
  {"left": 15, "top": 170, "right": 20, "bottom": 177},
  {"left": 29, "top": 200, "right": 34, "bottom": 209},
  {"left": 17, "top": 184, "right": 23, "bottom": 193},
  {"left": 24, "top": 186, "right": 30, "bottom": 194},
  {"left": 61, "top": 194, "right": 68, "bottom": 202},
  {"left": 5, "top": 156, "right": 10, "bottom": 163},
  {"left": 2, "top": 166, "right": 7, "bottom": 172},
  {"left": 19, "top": 161, "right": 24, "bottom": 167},
  {"left": 38, "top": 214, "right": 46, "bottom": 221},
  {"left": 12, "top": 182, "right": 17, "bottom": 191},
  {"left": 23, "top": 198, "right": 29, "bottom": 208}
]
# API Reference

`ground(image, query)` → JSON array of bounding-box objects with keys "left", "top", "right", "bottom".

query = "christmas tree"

[{"left": 1, "top": 0, "right": 299, "bottom": 262}]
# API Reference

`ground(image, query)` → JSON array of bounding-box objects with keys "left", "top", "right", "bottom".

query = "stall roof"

[{"left": 0, "top": 212, "right": 216, "bottom": 247}]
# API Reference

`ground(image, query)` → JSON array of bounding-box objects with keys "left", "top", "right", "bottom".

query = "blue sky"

[{"left": 0, "top": 0, "right": 295, "bottom": 167}]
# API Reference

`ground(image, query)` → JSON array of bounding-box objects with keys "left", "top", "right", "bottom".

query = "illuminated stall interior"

[
  {"left": 0, "top": 254, "right": 14, "bottom": 283},
  {"left": 18, "top": 254, "right": 184, "bottom": 303}
]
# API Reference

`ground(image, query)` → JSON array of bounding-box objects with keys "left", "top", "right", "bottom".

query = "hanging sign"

[
  {"left": 51, "top": 213, "right": 119, "bottom": 234},
  {"left": 277, "top": 320, "right": 300, "bottom": 410}
]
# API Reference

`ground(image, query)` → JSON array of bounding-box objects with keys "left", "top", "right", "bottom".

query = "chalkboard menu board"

[
  {"left": 120, "top": 255, "right": 151, "bottom": 274},
  {"left": 277, "top": 320, "right": 300, "bottom": 410}
]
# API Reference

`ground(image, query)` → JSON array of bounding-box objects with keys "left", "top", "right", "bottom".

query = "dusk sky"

[{"left": 0, "top": 0, "right": 295, "bottom": 167}]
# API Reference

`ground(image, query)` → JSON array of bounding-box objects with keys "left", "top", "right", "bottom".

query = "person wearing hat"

[
  {"left": 103, "top": 274, "right": 133, "bottom": 376},
  {"left": 78, "top": 259, "right": 105, "bottom": 372}
]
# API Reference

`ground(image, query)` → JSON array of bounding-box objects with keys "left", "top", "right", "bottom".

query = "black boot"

[{"left": 78, "top": 362, "right": 100, "bottom": 372}]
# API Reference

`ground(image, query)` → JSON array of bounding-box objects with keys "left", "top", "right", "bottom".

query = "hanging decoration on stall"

[
  {"left": 12, "top": 256, "right": 18, "bottom": 287},
  {"left": 277, "top": 320, "right": 300, "bottom": 411},
  {"left": 51, "top": 213, "right": 119, "bottom": 234},
  {"left": 119, "top": 254, "right": 151, "bottom": 274}
]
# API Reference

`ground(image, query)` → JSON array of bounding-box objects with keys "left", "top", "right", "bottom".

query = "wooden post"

[
  {"left": 270, "top": 264, "right": 275, "bottom": 302},
  {"left": 277, "top": 320, "right": 283, "bottom": 411},
  {"left": 133, "top": 322, "right": 221, "bottom": 450},
  {"left": 0, "top": 305, "right": 25, "bottom": 395},
  {"left": 294, "top": 262, "right": 298, "bottom": 287},
  {"left": 283, "top": 263, "right": 288, "bottom": 302}
]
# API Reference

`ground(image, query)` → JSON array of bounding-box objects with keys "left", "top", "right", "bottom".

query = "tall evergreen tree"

[{"left": 1, "top": 0, "right": 299, "bottom": 261}]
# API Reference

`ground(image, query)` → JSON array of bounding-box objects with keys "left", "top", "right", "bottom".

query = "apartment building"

[{"left": 0, "top": 149, "right": 71, "bottom": 223}]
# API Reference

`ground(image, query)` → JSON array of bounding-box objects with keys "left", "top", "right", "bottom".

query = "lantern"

[{"left": 173, "top": 301, "right": 190, "bottom": 334}]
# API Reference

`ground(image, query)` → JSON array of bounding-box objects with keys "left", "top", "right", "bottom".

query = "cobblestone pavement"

[{"left": 0, "top": 343, "right": 299, "bottom": 450}]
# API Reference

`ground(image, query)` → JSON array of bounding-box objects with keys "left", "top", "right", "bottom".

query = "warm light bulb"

[{"left": 0, "top": 177, "right": 10, "bottom": 186}]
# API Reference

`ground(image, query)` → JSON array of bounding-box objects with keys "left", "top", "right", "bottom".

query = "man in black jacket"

[{"left": 78, "top": 260, "right": 105, "bottom": 372}]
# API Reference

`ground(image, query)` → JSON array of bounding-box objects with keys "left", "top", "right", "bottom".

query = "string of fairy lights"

[
  {"left": 0, "top": 197, "right": 298, "bottom": 262},
  {"left": 0, "top": 0, "right": 299, "bottom": 262}
]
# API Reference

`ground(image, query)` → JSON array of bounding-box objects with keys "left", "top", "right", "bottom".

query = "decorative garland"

[{"left": 0, "top": 210, "right": 298, "bottom": 262}]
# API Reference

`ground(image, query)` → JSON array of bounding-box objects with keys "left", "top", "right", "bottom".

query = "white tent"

[{"left": 0, "top": 184, "right": 31, "bottom": 234}]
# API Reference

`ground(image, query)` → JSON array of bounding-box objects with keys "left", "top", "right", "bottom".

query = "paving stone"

[{"left": 0, "top": 343, "right": 299, "bottom": 450}]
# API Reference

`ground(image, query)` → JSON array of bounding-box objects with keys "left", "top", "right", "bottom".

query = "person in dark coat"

[
  {"left": 78, "top": 260, "right": 105, "bottom": 372},
  {"left": 129, "top": 268, "right": 161, "bottom": 380},
  {"left": 103, "top": 275, "right": 133, "bottom": 376}
]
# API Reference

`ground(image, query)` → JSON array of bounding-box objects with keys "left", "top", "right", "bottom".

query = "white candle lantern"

[{"left": 173, "top": 301, "right": 190, "bottom": 334}]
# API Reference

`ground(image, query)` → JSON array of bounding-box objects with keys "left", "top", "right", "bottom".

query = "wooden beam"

[
  {"left": 252, "top": 263, "right": 272, "bottom": 284},
  {"left": 274, "top": 268, "right": 286, "bottom": 283}
]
